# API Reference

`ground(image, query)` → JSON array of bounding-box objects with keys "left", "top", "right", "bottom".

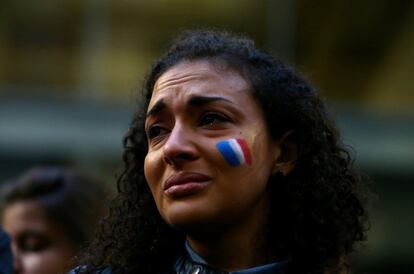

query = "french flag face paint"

[{"left": 216, "top": 138, "right": 252, "bottom": 167}]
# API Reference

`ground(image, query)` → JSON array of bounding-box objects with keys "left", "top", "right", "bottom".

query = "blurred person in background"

[{"left": 0, "top": 167, "right": 109, "bottom": 274}]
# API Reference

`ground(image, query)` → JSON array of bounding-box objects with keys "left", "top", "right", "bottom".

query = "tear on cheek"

[{"left": 216, "top": 138, "right": 252, "bottom": 167}]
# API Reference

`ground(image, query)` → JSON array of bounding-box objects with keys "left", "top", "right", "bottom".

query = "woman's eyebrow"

[
  {"left": 146, "top": 96, "right": 234, "bottom": 118},
  {"left": 146, "top": 99, "right": 166, "bottom": 117},
  {"left": 188, "top": 95, "right": 233, "bottom": 106}
]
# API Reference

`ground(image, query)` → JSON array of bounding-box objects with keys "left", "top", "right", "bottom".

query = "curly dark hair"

[{"left": 78, "top": 30, "right": 371, "bottom": 274}]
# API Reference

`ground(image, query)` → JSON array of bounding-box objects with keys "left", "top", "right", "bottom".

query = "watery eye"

[
  {"left": 147, "top": 126, "right": 164, "bottom": 139},
  {"left": 199, "top": 113, "right": 228, "bottom": 127},
  {"left": 147, "top": 125, "right": 171, "bottom": 141}
]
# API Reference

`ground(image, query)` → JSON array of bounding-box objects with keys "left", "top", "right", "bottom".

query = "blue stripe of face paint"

[{"left": 216, "top": 140, "right": 241, "bottom": 167}]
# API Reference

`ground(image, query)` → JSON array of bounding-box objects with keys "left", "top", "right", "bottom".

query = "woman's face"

[
  {"left": 144, "top": 59, "right": 281, "bottom": 231},
  {"left": 2, "top": 201, "right": 75, "bottom": 274}
]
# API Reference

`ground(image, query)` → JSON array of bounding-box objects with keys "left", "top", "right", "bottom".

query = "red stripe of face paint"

[{"left": 236, "top": 138, "right": 252, "bottom": 165}]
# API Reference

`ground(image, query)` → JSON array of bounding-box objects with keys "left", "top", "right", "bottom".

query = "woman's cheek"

[
  {"left": 215, "top": 138, "right": 252, "bottom": 167},
  {"left": 144, "top": 152, "right": 162, "bottom": 191}
]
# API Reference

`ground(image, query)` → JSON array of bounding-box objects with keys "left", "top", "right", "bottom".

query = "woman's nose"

[{"left": 163, "top": 125, "right": 198, "bottom": 167}]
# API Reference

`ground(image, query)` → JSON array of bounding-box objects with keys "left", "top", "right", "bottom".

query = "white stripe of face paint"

[{"left": 228, "top": 139, "right": 245, "bottom": 165}]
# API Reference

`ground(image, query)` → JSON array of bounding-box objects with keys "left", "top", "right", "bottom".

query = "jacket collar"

[{"left": 174, "top": 242, "right": 286, "bottom": 274}]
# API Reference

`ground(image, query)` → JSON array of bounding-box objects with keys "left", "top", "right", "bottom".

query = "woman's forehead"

[{"left": 150, "top": 60, "right": 251, "bottom": 104}]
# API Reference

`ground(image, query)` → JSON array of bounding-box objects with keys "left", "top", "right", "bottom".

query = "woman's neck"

[{"left": 186, "top": 198, "right": 273, "bottom": 272}]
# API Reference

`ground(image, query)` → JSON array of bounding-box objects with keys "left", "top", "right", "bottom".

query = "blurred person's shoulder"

[{"left": 0, "top": 228, "right": 13, "bottom": 274}]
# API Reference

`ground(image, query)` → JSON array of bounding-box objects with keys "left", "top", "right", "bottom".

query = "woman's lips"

[{"left": 164, "top": 172, "right": 211, "bottom": 198}]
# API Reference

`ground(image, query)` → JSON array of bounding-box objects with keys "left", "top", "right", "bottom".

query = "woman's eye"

[
  {"left": 199, "top": 113, "right": 229, "bottom": 127},
  {"left": 147, "top": 125, "right": 167, "bottom": 140}
]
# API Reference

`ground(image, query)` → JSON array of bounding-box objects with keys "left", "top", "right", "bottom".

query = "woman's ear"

[{"left": 272, "top": 130, "right": 297, "bottom": 176}]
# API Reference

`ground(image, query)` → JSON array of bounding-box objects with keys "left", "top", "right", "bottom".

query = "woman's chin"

[
  {"left": 163, "top": 210, "right": 236, "bottom": 237},
  {"left": 161, "top": 205, "right": 219, "bottom": 232},
  {"left": 164, "top": 209, "right": 210, "bottom": 230}
]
